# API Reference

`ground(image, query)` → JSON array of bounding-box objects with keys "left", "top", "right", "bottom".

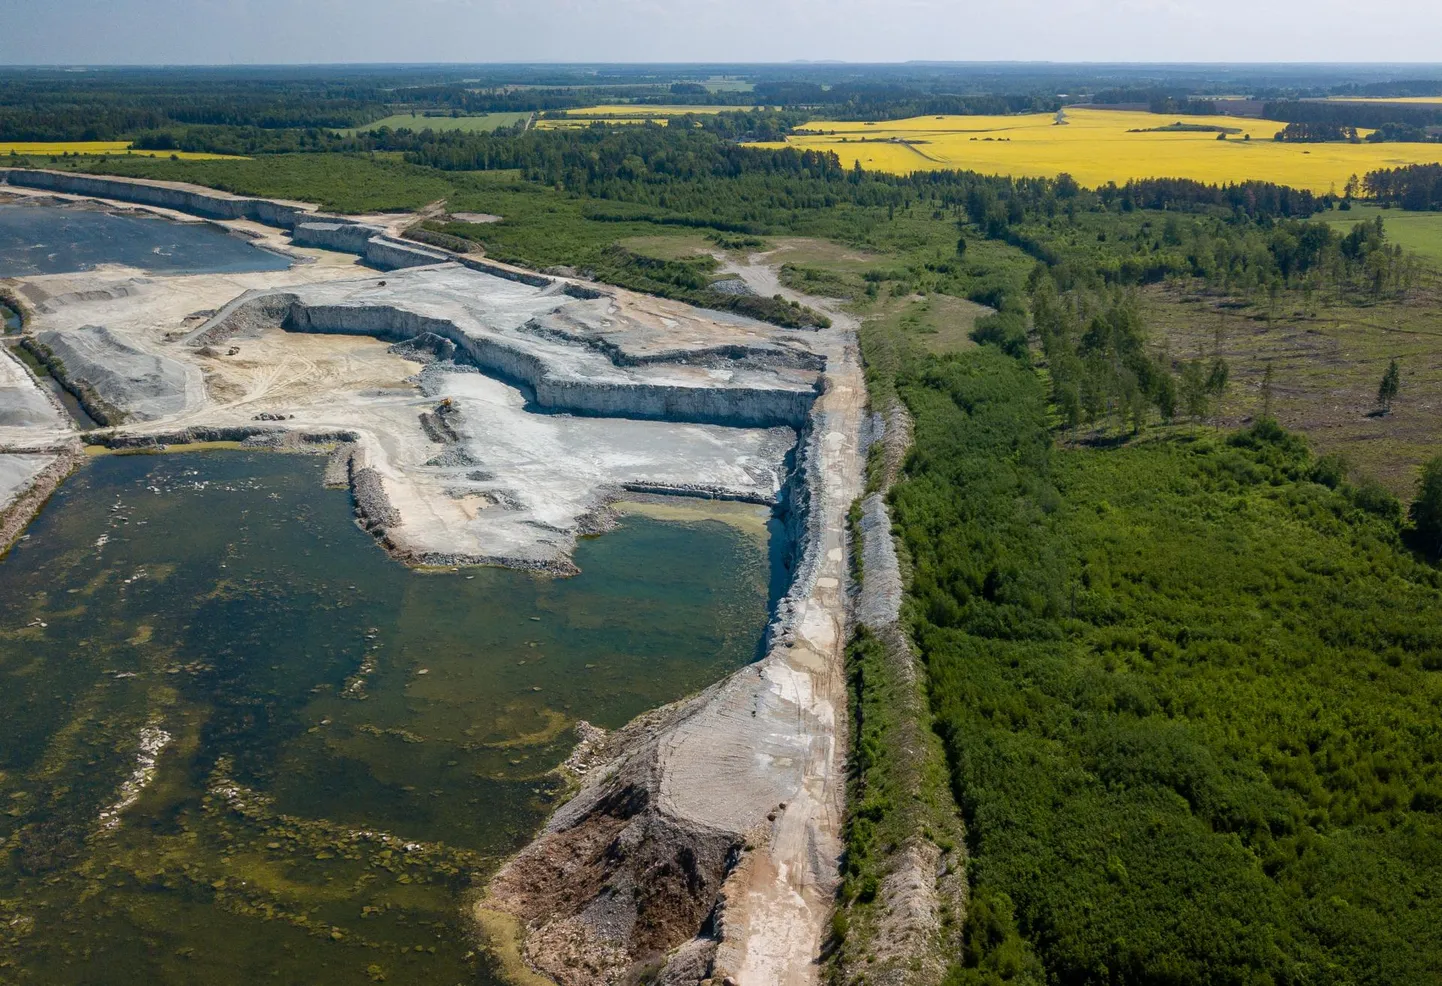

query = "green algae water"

[{"left": 0, "top": 451, "right": 776, "bottom": 985}]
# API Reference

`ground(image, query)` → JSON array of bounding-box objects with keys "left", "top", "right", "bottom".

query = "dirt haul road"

[{"left": 712, "top": 255, "right": 864, "bottom": 986}]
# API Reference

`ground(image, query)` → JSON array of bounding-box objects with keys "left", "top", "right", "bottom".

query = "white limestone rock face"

[
  {"left": 384, "top": 366, "right": 796, "bottom": 568},
  {"left": 198, "top": 264, "right": 823, "bottom": 429}
]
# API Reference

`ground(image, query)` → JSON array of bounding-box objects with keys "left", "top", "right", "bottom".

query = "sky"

[{"left": 2, "top": 0, "right": 1441, "bottom": 65}]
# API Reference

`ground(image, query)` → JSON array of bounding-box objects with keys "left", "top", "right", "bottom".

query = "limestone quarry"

[{"left": 0, "top": 169, "right": 867, "bottom": 986}]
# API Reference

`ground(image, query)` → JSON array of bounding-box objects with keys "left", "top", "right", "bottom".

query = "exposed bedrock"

[
  {"left": 292, "top": 220, "right": 387, "bottom": 253},
  {"left": 363, "top": 236, "right": 454, "bottom": 270},
  {"left": 289, "top": 219, "right": 383, "bottom": 252},
  {"left": 31, "top": 325, "right": 202, "bottom": 424},
  {"left": 192, "top": 265, "right": 823, "bottom": 430},
  {"left": 381, "top": 368, "right": 797, "bottom": 571}
]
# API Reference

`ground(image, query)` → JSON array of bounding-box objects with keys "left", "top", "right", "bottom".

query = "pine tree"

[
  {"left": 1180, "top": 359, "right": 1210, "bottom": 421},
  {"left": 1261, "top": 361, "right": 1276, "bottom": 420},
  {"left": 1413, "top": 456, "right": 1442, "bottom": 556},
  {"left": 1378, "top": 358, "right": 1400, "bottom": 414}
]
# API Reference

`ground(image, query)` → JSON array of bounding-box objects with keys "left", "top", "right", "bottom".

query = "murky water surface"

[
  {"left": 0, "top": 201, "right": 292, "bottom": 277},
  {"left": 0, "top": 451, "right": 775, "bottom": 984}
]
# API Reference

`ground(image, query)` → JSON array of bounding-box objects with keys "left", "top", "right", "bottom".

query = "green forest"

[{"left": 887, "top": 342, "right": 1442, "bottom": 985}]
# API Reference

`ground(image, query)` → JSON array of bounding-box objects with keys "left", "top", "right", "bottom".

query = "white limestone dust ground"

[
  {"left": 0, "top": 344, "right": 70, "bottom": 447},
  {"left": 0, "top": 452, "right": 57, "bottom": 512}
]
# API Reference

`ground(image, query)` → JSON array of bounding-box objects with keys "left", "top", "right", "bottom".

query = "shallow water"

[
  {"left": 0, "top": 201, "right": 292, "bottom": 277},
  {"left": 0, "top": 451, "right": 777, "bottom": 984}
]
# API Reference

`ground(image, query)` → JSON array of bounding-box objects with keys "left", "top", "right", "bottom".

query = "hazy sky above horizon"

[{"left": 2, "top": 0, "right": 1440, "bottom": 65}]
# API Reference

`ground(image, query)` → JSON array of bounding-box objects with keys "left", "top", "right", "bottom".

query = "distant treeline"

[
  {"left": 1329, "top": 79, "right": 1442, "bottom": 99},
  {"left": 131, "top": 126, "right": 357, "bottom": 156},
  {"left": 1088, "top": 88, "right": 1220, "bottom": 115},
  {"left": 1363, "top": 163, "right": 1442, "bottom": 210},
  {"left": 745, "top": 83, "right": 1057, "bottom": 120},
  {"left": 0, "top": 77, "right": 389, "bottom": 140},
  {"left": 1097, "top": 177, "right": 1321, "bottom": 218},
  {"left": 392, "top": 84, "right": 713, "bottom": 115},
  {"left": 1271, "top": 117, "right": 1440, "bottom": 145},
  {"left": 370, "top": 112, "right": 813, "bottom": 172},
  {"left": 1264, "top": 99, "right": 1442, "bottom": 131},
  {"left": 1274, "top": 121, "right": 1361, "bottom": 143},
  {"left": 1367, "top": 122, "right": 1442, "bottom": 144}
]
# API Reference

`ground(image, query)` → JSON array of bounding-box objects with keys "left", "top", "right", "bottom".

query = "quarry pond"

[
  {"left": 0, "top": 449, "right": 781, "bottom": 985},
  {"left": 0, "top": 200, "right": 292, "bottom": 277}
]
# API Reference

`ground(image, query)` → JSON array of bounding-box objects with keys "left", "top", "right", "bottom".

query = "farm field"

[
  {"left": 759, "top": 107, "right": 1442, "bottom": 191},
  {"left": 340, "top": 111, "right": 529, "bottom": 134},
  {"left": 1323, "top": 95, "right": 1442, "bottom": 105},
  {"left": 1328, "top": 204, "right": 1442, "bottom": 267},
  {"left": 536, "top": 104, "right": 759, "bottom": 128},
  {"left": 0, "top": 141, "right": 236, "bottom": 160}
]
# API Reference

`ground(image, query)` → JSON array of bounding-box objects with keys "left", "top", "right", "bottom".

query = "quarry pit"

[{"left": 0, "top": 170, "right": 865, "bottom": 986}]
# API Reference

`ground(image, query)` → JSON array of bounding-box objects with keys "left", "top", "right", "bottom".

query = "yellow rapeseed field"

[
  {"left": 0, "top": 142, "right": 236, "bottom": 160},
  {"left": 757, "top": 108, "right": 1442, "bottom": 193}
]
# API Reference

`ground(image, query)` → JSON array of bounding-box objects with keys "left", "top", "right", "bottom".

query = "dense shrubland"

[{"left": 882, "top": 342, "right": 1442, "bottom": 985}]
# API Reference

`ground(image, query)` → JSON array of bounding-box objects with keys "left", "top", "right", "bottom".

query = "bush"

[{"left": 969, "top": 311, "right": 1029, "bottom": 359}]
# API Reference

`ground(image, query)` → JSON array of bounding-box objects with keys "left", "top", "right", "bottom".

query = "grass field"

[
  {"left": 698, "top": 76, "right": 754, "bottom": 93},
  {"left": 1324, "top": 96, "right": 1442, "bottom": 105},
  {"left": 536, "top": 104, "right": 758, "bottom": 129},
  {"left": 341, "top": 112, "right": 529, "bottom": 135},
  {"left": 561, "top": 104, "right": 752, "bottom": 117},
  {"left": 759, "top": 108, "right": 1442, "bottom": 192},
  {"left": 1, "top": 142, "right": 236, "bottom": 160},
  {"left": 1328, "top": 204, "right": 1442, "bottom": 267}
]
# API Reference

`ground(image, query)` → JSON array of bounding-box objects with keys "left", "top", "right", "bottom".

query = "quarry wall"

[
  {"left": 194, "top": 292, "right": 817, "bottom": 429},
  {"left": 0, "top": 169, "right": 349, "bottom": 230}
]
